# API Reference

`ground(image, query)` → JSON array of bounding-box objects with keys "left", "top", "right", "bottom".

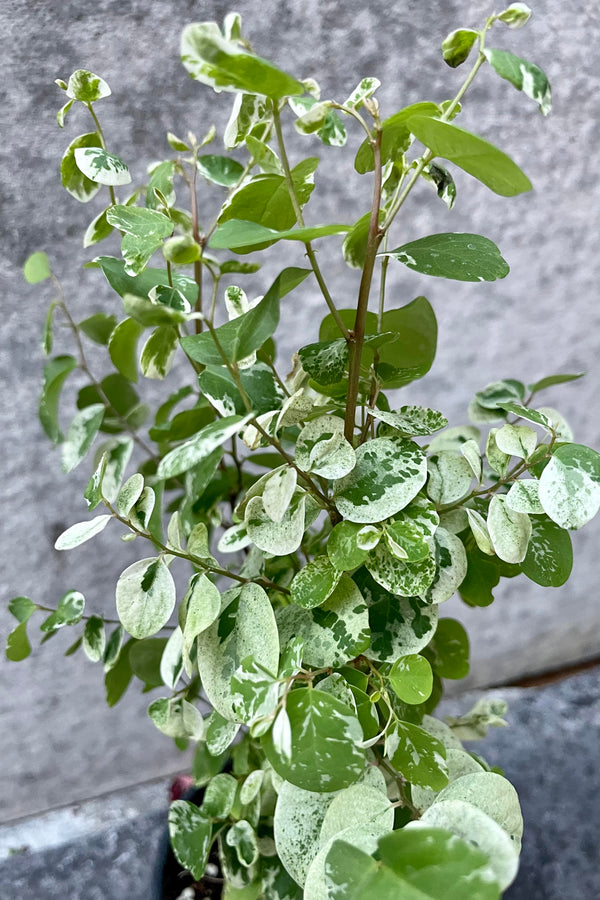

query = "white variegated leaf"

[
  {"left": 333, "top": 437, "right": 427, "bottom": 524},
  {"left": 435, "top": 771, "right": 523, "bottom": 850},
  {"left": 422, "top": 527, "right": 468, "bottom": 603},
  {"left": 537, "top": 406, "right": 573, "bottom": 442},
  {"left": 486, "top": 428, "right": 511, "bottom": 477},
  {"left": 439, "top": 508, "right": 469, "bottom": 534},
  {"left": 366, "top": 538, "right": 436, "bottom": 596},
  {"left": 460, "top": 438, "right": 483, "bottom": 481},
  {"left": 505, "top": 479, "right": 544, "bottom": 514},
  {"left": 74, "top": 147, "right": 131, "bottom": 186},
  {"left": 487, "top": 496, "right": 532, "bottom": 563},
  {"left": 296, "top": 415, "right": 356, "bottom": 479},
  {"left": 494, "top": 424, "right": 537, "bottom": 459},
  {"left": 466, "top": 508, "right": 495, "bottom": 555},
  {"left": 427, "top": 452, "right": 474, "bottom": 506},
  {"left": 115, "top": 558, "right": 176, "bottom": 639},
  {"left": 412, "top": 748, "right": 484, "bottom": 813},
  {"left": 370, "top": 405, "right": 448, "bottom": 437},
  {"left": 262, "top": 466, "right": 298, "bottom": 524},
  {"left": 245, "top": 493, "right": 307, "bottom": 555},
  {"left": 218, "top": 522, "right": 252, "bottom": 554},
  {"left": 538, "top": 443, "right": 600, "bottom": 530},
  {"left": 429, "top": 425, "right": 480, "bottom": 453}
]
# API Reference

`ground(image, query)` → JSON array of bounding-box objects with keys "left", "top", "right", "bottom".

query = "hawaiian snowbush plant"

[{"left": 9, "top": 5, "right": 600, "bottom": 897}]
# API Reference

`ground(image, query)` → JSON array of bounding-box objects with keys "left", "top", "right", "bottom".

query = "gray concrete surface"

[
  {"left": 2, "top": 0, "right": 600, "bottom": 823},
  {"left": 1, "top": 668, "right": 598, "bottom": 899}
]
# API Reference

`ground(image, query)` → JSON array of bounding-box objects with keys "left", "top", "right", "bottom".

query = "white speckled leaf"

[
  {"left": 394, "top": 496, "right": 440, "bottom": 537},
  {"left": 158, "top": 414, "right": 254, "bottom": 479},
  {"left": 429, "top": 425, "right": 480, "bottom": 454},
  {"left": 115, "top": 558, "right": 176, "bottom": 639},
  {"left": 427, "top": 452, "right": 474, "bottom": 506},
  {"left": 333, "top": 437, "right": 427, "bottom": 524},
  {"left": 296, "top": 416, "right": 356, "bottom": 479},
  {"left": 277, "top": 575, "right": 370, "bottom": 667},
  {"left": 262, "top": 466, "right": 298, "bottom": 523},
  {"left": 217, "top": 522, "right": 251, "bottom": 553},
  {"left": 389, "top": 721, "right": 448, "bottom": 791},
  {"left": 181, "top": 573, "right": 221, "bottom": 673},
  {"left": 54, "top": 514, "right": 111, "bottom": 550},
  {"left": 436, "top": 772, "right": 523, "bottom": 851},
  {"left": 245, "top": 493, "right": 307, "bottom": 555},
  {"left": 494, "top": 424, "right": 537, "bottom": 459},
  {"left": 486, "top": 428, "right": 511, "bottom": 477},
  {"left": 75, "top": 146, "right": 131, "bottom": 186},
  {"left": 197, "top": 584, "right": 280, "bottom": 721},
  {"left": 417, "top": 799, "right": 519, "bottom": 890},
  {"left": 370, "top": 405, "right": 448, "bottom": 437},
  {"left": 487, "top": 496, "right": 531, "bottom": 563},
  {"left": 422, "top": 527, "right": 468, "bottom": 603},
  {"left": 505, "top": 480, "right": 544, "bottom": 514},
  {"left": 366, "top": 538, "right": 436, "bottom": 596},
  {"left": 522, "top": 514, "right": 573, "bottom": 587},
  {"left": 160, "top": 626, "right": 184, "bottom": 690},
  {"left": 538, "top": 443, "right": 600, "bottom": 529},
  {"left": 536, "top": 407, "right": 573, "bottom": 442},
  {"left": 319, "top": 783, "right": 394, "bottom": 848},
  {"left": 206, "top": 710, "right": 241, "bottom": 755},
  {"left": 460, "top": 439, "right": 483, "bottom": 481},
  {"left": 168, "top": 800, "right": 213, "bottom": 882}
]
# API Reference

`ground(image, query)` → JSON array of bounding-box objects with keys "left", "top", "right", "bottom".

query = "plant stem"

[
  {"left": 272, "top": 103, "right": 350, "bottom": 341},
  {"left": 86, "top": 103, "right": 117, "bottom": 207},
  {"left": 344, "top": 128, "right": 383, "bottom": 442},
  {"left": 189, "top": 148, "right": 204, "bottom": 334}
]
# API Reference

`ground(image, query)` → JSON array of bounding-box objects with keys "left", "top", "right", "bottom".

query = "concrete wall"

[{"left": 2, "top": 0, "right": 599, "bottom": 822}]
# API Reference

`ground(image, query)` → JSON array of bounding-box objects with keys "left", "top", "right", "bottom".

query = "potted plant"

[{"left": 8, "top": 4, "right": 600, "bottom": 897}]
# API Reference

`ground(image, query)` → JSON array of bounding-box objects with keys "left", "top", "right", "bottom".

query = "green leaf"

[
  {"left": 40, "top": 590, "right": 85, "bottom": 633},
  {"left": 66, "top": 69, "right": 111, "bottom": 102},
  {"left": 442, "top": 29, "right": 479, "bottom": 68},
  {"left": 9, "top": 596, "right": 36, "bottom": 624},
  {"left": 197, "top": 584, "right": 280, "bottom": 722},
  {"left": 263, "top": 688, "right": 365, "bottom": 792},
  {"left": 158, "top": 414, "right": 253, "bottom": 479},
  {"left": 24, "top": 251, "right": 51, "bottom": 284},
  {"left": 325, "top": 827, "right": 501, "bottom": 899},
  {"left": 181, "top": 22, "right": 304, "bottom": 98},
  {"left": 79, "top": 312, "right": 118, "bottom": 345},
  {"left": 115, "top": 558, "right": 176, "bottom": 639},
  {"left": 427, "top": 618, "right": 470, "bottom": 679},
  {"left": 41, "top": 301, "right": 58, "bottom": 355},
  {"left": 354, "top": 102, "right": 440, "bottom": 174},
  {"left": 521, "top": 514, "right": 572, "bottom": 586},
  {"left": 168, "top": 800, "right": 213, "bottom": 882},
  {"left": 106, "top": 206, "right": 173, "bottom": 275},
  {"left": 210, "top": 219, "right": 349, "bottom": 251},
  {"left": 538, "top": 443, "right": 600, "bottom": 529},
  {"left": 389, "top": 654, "right": 434, "bottom": 704},
  {"left": 83, "top": 206, "right": 115, "bottom": 248},
  {"left": 327, "top": 522, "right": 379, "bottom": 571},
  {"left": 246, "top": 135, "right": 283, "bottom": 174},
  {"left": 197, "top": 154, "right": 245, "bottom": 187},
  {"left": 140, "top": 326, "right": 178, "bottom": 379},
  {"left": 333, "top": 437, "right": 427, "bottom": 524},
  {"left": 105, "top": 638, "right": 134, "bottom": 705},
  {"left": 94, "top": 256, "right": 198, "bottom": 306},
  {"left": 181, "top": 267, "right": 310, "bottom": 365},
  {"left": 129, "top": 637, "right": 169, "bottom": 686},
  {"left": 39, "top": 355, "right": 77, "bottom": 443},
  {"left": 219, "top": 158, "right": 318, "bottom": 232},
  {"left": 276, "top": 575, "right": 370, "bottom": 668},
  {"left": 407, "top": 115, "right": 532, "bottom": 197},
  {"left": 162, "top": 235, "right": 201, "bottom": 264},
  {"left": 290, "top": 555, "right": 342, "bottom": 609},
  {"left": 389, "top": 720, "right": 448, "bottom": 790},
  {"left": 6, "top": 622, "right": 33, "bottom": 662},
  {"left": 83, "top": 615, "right": 106, "bottom": 662},
  {"left": 203, "top": 773, "right": 238, "bottom": 819},
  {"left": 54, "top": 514, "right": 111, "bottom": 550},
  {"left": 485, "top": 48, "right": 551, "bottom": 115},
  {"left": 123, "top": 293, "right": 189, "bottom": 327},
  {"left": 528, "top": 372, "right": 585, "bottom": 394},
  {"left": 61, "top": 132, "right": 103, "bottom": 201},
  {"left": 61, "top": 404, "right": 105, "bottom": 473},
  {"left": 383, "top": 233, "right": 509, "bottom": 282},
  {"left": 108, "top": 318, "right": 145, "bottom": 383}
]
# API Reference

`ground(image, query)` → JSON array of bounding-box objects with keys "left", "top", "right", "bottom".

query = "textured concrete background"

[{"left": 2, "top": 0, "right": 600, "bottom": 823}]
